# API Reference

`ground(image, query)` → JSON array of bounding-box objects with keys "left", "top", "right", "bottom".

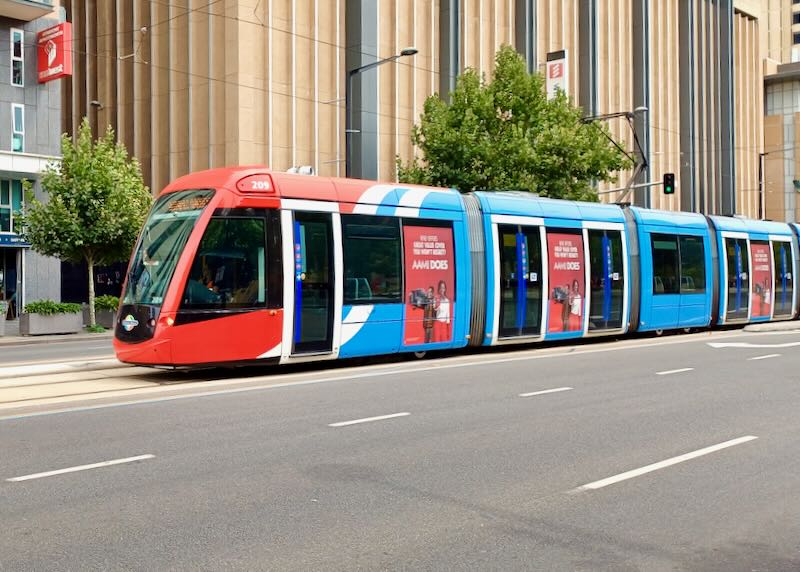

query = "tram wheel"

[
  {"left": 655, "top": 329, "right": 664, "bottom": 336},
  {"left": 683, "top": 327, "right": 693, "bottom": 334},
  {"left": 413, "top": 351, "right": 427, "bottom": 359}
]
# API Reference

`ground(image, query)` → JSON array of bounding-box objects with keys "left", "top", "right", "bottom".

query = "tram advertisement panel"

[
  {"left": 403, "top": 225, "right": 455, "bottom": 345},
  {"left": 547, "top": 232, "right": 585, "bottom": 333},
  {"left": 750, "top": 242, "right": 773, "bottom": 318}
]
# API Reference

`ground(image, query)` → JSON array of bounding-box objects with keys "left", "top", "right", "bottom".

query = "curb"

[
  {"left": 743, "top": 321, "right": 800, "bottom": 333},
  {"left": 0, "top": 359, "right": 127, "bottom": 382},
  {"left": 0, "top": 333, "right": 114, "bottom": 347}
]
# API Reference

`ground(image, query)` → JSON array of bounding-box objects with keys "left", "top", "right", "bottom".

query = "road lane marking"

[
  {"left": 519, "top": 387, "right": 573, "bottom": 398},
  {"left": 575, "top": 436, "right": 758, "bottom": 492},
  {"left": 655, "top": 367, "right": 694, "bottom": 376},
  {"left": 748, "top": 354, "right": 781, "bottom": 361},
  {"left": 329, "top": 412, "right": 410, "bottom": 427},
  {"left": 7, "top": 454, "right": 155, "bottom": 482},
  {"left": 709, "top": 341, "right": 800, "bottom": 349}
]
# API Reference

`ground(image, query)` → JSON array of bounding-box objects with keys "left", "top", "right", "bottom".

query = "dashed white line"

[
  {"left": 7, "top": 454, "right": 155, "bottom": 482},
  {"left": 748, "top": 354, "right": 781, "bottom": 361},
  {"left": 656, "top": 367, "right": 694, "bottom": 376},
  {"left": 328, "top": 412, "right": 410, "bottom": 427},
  {"left": 574, "top": 436, "right": 758, "bottom": 492},
  {"left": 519, "top": 387, "right": 573, "bottom": 398}
]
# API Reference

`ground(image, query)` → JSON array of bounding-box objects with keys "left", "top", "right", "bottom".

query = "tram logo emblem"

[{"left": 121, "top": 314, "right": 139, "bottom": 332}]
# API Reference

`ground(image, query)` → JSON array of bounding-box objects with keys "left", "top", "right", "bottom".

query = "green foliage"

[
  {"left": 94, "top": 295, "right": 120, "bottom": 311},
  {"left": 85, "top": 324, "right": 107, "bottom": 333},
  {"left": 397, "top": 45, "right": 632, "bottom": 201},
  {"left": 22, "top": 118, "right": 152, "bottom": 265},
  {"left": 21, "top": 118, "right": 152, "bottom": 326},
  {"left": 23, "top": 300, "right": 82, "bottom": 316}
]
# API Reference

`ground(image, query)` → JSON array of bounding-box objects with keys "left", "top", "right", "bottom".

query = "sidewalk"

[
  {"left": 0, "top": 319, "right": 114, "bottom": 347},
  {"left": 743, "top": 320, "right": 800, "bottom": 333}
]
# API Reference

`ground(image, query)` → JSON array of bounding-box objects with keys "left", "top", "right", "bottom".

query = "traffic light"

[{"left": 663, "top": 172, "right": 675, "bottom": 195}]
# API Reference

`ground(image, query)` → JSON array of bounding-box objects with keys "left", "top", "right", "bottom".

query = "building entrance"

[{"left": 0, "top": 248, "right": 20, "bottom": 319}]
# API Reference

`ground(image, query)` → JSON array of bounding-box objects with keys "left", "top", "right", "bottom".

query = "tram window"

[
  {"left": 679, "top": 236, "right": 706, "bottom": 293},
  {"left": 342, "top": 215, "right": 402, "bottom": 304},
  {"left": 651, "top": 234, "right": 680, "bottom": 294},
  {"left": 181, "top": 217, "right": 268, "bottom": 310}
]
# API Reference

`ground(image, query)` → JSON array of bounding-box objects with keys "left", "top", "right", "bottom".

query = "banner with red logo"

[
  {"left": 547, "top": 232, "right": 585, "bottom": 333},
  {"left": 403, "top": 225, "right": 455, "bottom": 345},
  {"left": 38, "top": 22, "right": 72, "bottom": 84},
  {"left": 750, "top": 242, "right": 773, "bottom": 318}
]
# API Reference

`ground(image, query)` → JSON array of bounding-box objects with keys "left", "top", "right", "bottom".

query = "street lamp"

[{"left": 345, "top": 47, "right": 418, "bottom": 178}]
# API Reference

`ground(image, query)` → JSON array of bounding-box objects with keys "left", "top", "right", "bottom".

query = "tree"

[
  {"left": 23, "top": 118, "right": 152, "bottom": 328},
  {"left": 397, "top": 46, "right": 631, "bottom": 201}
]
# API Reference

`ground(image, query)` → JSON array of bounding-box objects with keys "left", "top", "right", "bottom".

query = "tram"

[{"left": 113, "top": 166, "right": 800, "bottom": 367}]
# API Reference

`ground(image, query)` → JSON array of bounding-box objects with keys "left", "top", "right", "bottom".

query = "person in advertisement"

[
  {"left": 404, "top": 226, "right": 455, "bottom": 345},
  {"left": 434, "top": 280, "right": 451, "bottom": 342}
]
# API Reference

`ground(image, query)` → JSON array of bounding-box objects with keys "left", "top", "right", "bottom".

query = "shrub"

[
  {"left": 23, "top": 300, "right": 82, "bottom": 316},
  {"left": 95, "top": 295, "right": 120, "bottom": 312}
]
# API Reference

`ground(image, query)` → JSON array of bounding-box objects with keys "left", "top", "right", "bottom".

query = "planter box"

[
  {"left": 19, "top": 312, "right": 82, "bottom": 336},
  {"left": 0, "top": 301, "right": 6, "bottom": 336},
  {"left": 82, "top": 306, "right": 116, "bottom": 329}
]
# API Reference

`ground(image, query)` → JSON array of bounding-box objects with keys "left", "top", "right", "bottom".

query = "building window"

[
  {"left": 794, "top": 13, "right": 800, "bottom": 25},
  {"left": 11, "top": 104, "right": 23, "bottom": 152},
  {"left": 342, "top": 215, "right": 402, "bottom": 304},
  {"left": 794, "top": 32, "right": 800, "bottom": 45},
  {"left": 10, "top": 28, "right": 23, "bottom": 87},
  {"left": 0, "top": 180, "right": 23, "bottom": 234}
]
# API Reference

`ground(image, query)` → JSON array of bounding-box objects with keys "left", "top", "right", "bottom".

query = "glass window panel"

[
  {"left": 181, "top": 216, "right": 268, "bottom": 310},
  {"left": 12, "top": 60, "right": 22, "bottom": 86},
  {"left": 0, "top": 180, "right": 9, "bottom": 205},
  {"left": 679, "top": 236, "right": 706, "bottom": 293},
  {"left": 12, "top": 30, "right": 21, "bottom": 58},
  {"left": 13, "top": 106, "right": 23, "bottom": 131},
  {"left": 11, "top": 133, "right": 23, "bottom": 153},
  {"left": 10, "top": 180, "right": 22, "bottom": 211},
  {"left": 651, "top": 234, "right": 679, "bottom": 294},
  {"left": 0, "top": 208, "right": 10, "bottom": 232},
  {"left": 122, "top": 189, "right": 215, "bottom": 306},
  {"left": 342, "top": 215, "right": 401, "bottom": 304}
]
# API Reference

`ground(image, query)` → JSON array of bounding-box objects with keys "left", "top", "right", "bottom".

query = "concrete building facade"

[
  {"left": 63, "top": 0, "right": 768, "bottom": 219},
  {"left": 0, "top": 0, "right": 64, "bottom": 319}
]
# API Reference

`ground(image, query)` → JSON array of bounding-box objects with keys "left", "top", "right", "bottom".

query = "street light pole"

[
  {"left": 581, "top": 107, "right": 648, "bottom": 203},
  {"left": 345, "top": 47, "right": 418, "bottom": 178}
]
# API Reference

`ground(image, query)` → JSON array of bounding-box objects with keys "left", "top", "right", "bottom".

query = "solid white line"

[
  {"left": 519, "top": 387, "right": 573, "bottom": 398},
  {"left": 655, "top": 367, "right": 694, "bottom": 376},
  {"left": 328, "top": 412, "right": 410, "bottom": 427},
  {"left": 575, "top": 436, "right": 758, "bottom": 492},
  {"left": 7, "top": 454, "right": 155, "bottom": 482},
  {"left": 748, "top": 354, "right": 781, "bottom": 361},
  {"left": 709, "top": 341, "right": 800, "bottom": 349},
  {"left": 0, "top": 329, "right": 777, "bottom": 422}
]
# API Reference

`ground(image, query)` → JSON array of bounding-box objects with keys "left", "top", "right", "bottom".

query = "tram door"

[
  {"left": 292, "top": 212, "right": 334, "bottom": 354},
  {"left": 587, "top": 230, "right": 625, "bottom": 331},
  {"left": 725, "top": 237, "right": 750, "bottom": 321},
  {"left": 498, "top": 225, "right": 543, "bottom": 337},
  {"left": 772, "top": 241, "right": 794, "bottom": 318}
]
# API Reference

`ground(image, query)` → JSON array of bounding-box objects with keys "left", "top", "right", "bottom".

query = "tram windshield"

[{"left": 122, "top": 189, "right": 214, "bottom": 306}]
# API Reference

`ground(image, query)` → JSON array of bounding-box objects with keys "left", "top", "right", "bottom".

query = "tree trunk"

[{"left": 87, "top": 255, "right": 95, "bottom": 327}]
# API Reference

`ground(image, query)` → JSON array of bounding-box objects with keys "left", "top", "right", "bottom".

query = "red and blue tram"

[{"left": 114, "top": 166, "right": 800, "bottom": 367}]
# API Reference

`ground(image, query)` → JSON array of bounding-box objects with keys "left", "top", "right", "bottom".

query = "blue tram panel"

[{"left": 629, "top": 208, "right": 713, "bottom": 332}]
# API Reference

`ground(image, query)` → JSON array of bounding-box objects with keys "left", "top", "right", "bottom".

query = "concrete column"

[
  {"left": 514, "top": 0, "right": 536, "bottom": 74},
  {"left": 679, "top": 0, "right": 696, "bottom": 212},
  {"left": 438, "top": 0, "right": 459, "bottom": 101},
  {"left": 345, "top": 0, "right": 379, "bottom": 180},
  {"left": 632, "top": 0, "right": 651, "bottom": 206}
]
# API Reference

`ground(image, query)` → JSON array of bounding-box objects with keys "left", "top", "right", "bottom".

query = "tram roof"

[{"left": 474, "top": 191, "right": 627, "bottom": 223}]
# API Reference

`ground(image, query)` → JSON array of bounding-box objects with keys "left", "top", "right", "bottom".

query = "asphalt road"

[
  {"left": 0, "top": 336, "right": 114, "bottom": 365},
  {"left": 2, "top": 330, "right": 800, "bottom": 570}
]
